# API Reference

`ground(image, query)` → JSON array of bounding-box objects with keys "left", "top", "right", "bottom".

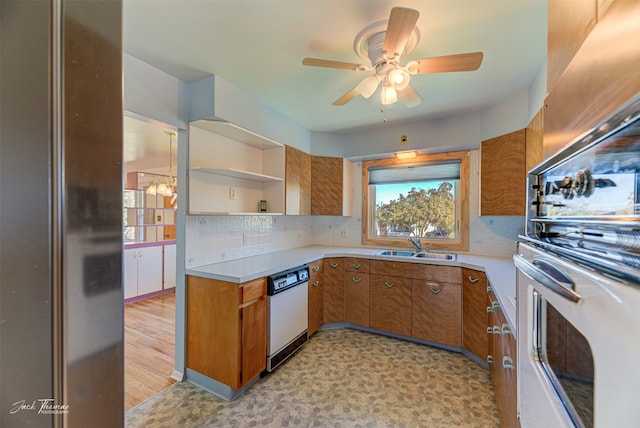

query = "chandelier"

[{"left": 146, "top": 130, "right": 177, "bottom": 204}]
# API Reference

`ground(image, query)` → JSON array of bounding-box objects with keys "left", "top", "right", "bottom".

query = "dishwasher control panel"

[{"left": 268, "top": 265, "right": 310, "bottom": 295}]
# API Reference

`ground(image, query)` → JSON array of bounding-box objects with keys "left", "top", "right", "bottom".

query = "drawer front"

[
  {"left": 242, "top": 278, "right": 266, "bottom": 303},
  {"left": 309, "top": 259, "right": 323, "bottom": 277},
  {"left": 463, "top": 268, "right": 487, "bottom": 287},
  {"left": 415, "top": 265, "right": 461, "bottom": 284},
  {"left": 343, "top": 257, "right": 370, "bottom": 273},
  {"left": 370, "top": 260, "right": 415, "bottom": 278}
]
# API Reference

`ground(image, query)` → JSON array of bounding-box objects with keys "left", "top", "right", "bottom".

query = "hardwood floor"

[{"left": 125, "top": 292, "right": 176, "bottom": 411}]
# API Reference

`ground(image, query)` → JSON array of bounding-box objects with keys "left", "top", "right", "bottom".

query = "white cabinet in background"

[
  {"left": 188, "top": 120, "right": 285, "bottom": 215},
  {"left": 124, "top": 246, "right": 163, "bottom": 299},
  {"left": 163, "top": 244, "right": 177, "bottom": 289}
]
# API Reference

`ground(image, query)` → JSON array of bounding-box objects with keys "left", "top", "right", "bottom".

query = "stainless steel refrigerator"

[{"left": 1, "top": 0, "right": 124, "bottom": 426}]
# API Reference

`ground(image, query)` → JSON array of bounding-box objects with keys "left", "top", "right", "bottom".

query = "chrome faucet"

[{"left": 408, "top": 234, "right": 421, "bottom": 252}]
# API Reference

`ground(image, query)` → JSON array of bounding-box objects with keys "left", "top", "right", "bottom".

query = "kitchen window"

[{"left": 362, "top": 151, "right": 469, "bottom": 251}]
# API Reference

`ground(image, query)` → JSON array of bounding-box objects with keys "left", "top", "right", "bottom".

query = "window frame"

[{"left": 361, "top": 150, "right": 470, "bottom": 252}]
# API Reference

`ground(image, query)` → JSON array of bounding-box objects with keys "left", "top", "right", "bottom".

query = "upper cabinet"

[
  {"left": 285, "top": 146, "right": 311, "bottom": 215},
  {"left": 311, "top": 156, "right": 353, "bottom": 216},
  {"left": 480, "top": 130, "right": 526, "bottom": 216},
  {"left": 545, "top": 0, "right": 640, "bottom": 158},
  {"left": 480, "top": 110, "right": 542, "bottom": 216},
  {"left": 188, "top": 120, "right": 285, "bottom": 215}
]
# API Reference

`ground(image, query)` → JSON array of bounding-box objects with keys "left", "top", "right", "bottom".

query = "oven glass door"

[
  {"left": 536, "top": 114, "right": 640, "bottom": 219},
  {"left": 533, "top": 290, "right": 594, "bottom": 428}
]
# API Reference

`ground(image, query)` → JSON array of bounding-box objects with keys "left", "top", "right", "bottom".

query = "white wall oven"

[{"left": 516, "top": 94, "right": 640, "bottom": 427}]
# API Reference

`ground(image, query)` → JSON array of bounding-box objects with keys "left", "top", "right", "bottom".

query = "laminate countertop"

[{"left": 185, "top": 245, "right": 517, "bottom": 332}]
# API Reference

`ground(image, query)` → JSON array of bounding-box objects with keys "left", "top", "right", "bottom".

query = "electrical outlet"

[{"left": 229, "top": 187, "right": 237, "bottom": 200}]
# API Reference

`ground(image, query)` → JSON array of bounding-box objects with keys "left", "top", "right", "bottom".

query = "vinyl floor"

[{"left": 126, "top": 328, "right": 499, "bottom": 427}]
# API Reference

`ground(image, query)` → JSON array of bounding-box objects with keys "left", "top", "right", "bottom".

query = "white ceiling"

[{"left": 122, "top": 0, "right": 547, "bottom": 170}]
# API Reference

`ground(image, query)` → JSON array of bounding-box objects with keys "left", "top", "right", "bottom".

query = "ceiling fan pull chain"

[{"left": 381, "top": 105, "right": 387, "bottom": 123}]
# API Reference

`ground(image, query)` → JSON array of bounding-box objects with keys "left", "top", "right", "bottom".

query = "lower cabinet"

[
  {"left": 186, "top": 275, "right": 266, "bottom": 390},
  {"left": 344, "top": 272, "right": 370, "bottom": 327},
  {"left": 412, "top": 280, "right": 461, "bottom": 347},
  {"left": 163, "top": 243, "right": 177, "bottom": 289},
  {"left": 462, "top": 268, "right": 489, "bottom": 360},
  {"left": 369, "top": 274, "right": 412, "bottom": 336},
  {"left": 323, "top": 258, "right": 344, "bottom": 323},
  {"left": 488, "top": 289, "right": 518, "bottom": 428},
  {"left": 124, "top": 245, "right": 163, "bottom": 299},
  {"left": 308, "top": 260, "right": 324, "bottom": 336}
]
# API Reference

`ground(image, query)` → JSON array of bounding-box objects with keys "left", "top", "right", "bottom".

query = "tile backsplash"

[{"left": 185, "top": 151, "right": 524, "bottom": 268}]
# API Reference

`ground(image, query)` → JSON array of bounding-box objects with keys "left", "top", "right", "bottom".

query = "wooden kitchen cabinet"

[
  {"left": 323, "top": 258, "right": 345, "bottom": 323},
  {"left": 307, "top": 259, "right": 324, "bottom": 336},
  {"left": 488, "top": 288, "right": 518, "bottom": 428},
  {"left": 462, "top": 268, "right": 489, "bottom": 360},
  {"left": 311, "top": 156, "right": 353, "bottom": 216},
  {"left": 344, "top": 272, "right": 370, "bottom": 327},
  {"left": 412, "top": 280, "right": 461, "bottom": 347},
  {"left": 285, "top": 145, "right": 311, "bottom": 215},
  {"left": 370, "top": 274, "right": 412, "bottom": 337},
  {"left": 480, "top": 130, "right": 526, "bottom": 216},
  {"left": 186, "top": 275, "right": 266, "bottom": 390},
  {"left": 344, "top": 258, "right": 370, "bottom": 327},
  {"left": 544, "top": 0, "right": 640, "bottom": 158}
]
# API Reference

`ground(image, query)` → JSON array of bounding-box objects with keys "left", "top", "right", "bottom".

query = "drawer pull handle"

[
  {"left": 486, "top": 306, "right": 493, "bottom": 313},
  {"left": 487, "top": 355, "right": 494, "bottom": 364},
  {"left": 493, "top": 326, "right": 501, "bottom": 334},
  {"left": 313, "top": 266, "right": 320, "bottom": 272},
  {"left": 503, "top": 356, "right": 514, "bottom": 369},
  {"left": 429, "top": 287, "right": 442, "bottom": 294},
  {"left": 492, "top": 301, "right": 500, "bottom": 309},
  {"left": 352, "top": 277, "right": 362, "bottom": 284},
  {"left": 352, "top": 263, "right": 361, "bottom": 269},
  {"left": 384, "top": 281, "right": 395, "bottom": 288},
  {"left": 487, "top": 286, "right": 492, "bottom": 293},
  {"left": 487, "top": 327, "right": 494, "bottom": 334},
  {"left": 468, "top": 276, "right": 480, "bottom": 283},
  {"left": 311, "top": 281, "right": 319, "bottom": 287},
  {"left": 329, "top": 262, "right": 339, "bottom": 268},
  {"left": 502, "top": 324, "right": 511, "bottom": 335}
]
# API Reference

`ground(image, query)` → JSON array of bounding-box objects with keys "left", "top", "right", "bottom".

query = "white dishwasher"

[{"left": 266, "top": 265, "right": 309, "bottom": 372}]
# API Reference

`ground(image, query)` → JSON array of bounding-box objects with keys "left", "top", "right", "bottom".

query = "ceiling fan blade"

[
  {"left": 356, "top": 75, "right": 380, "bottom": 99},
  {"left": 302, "top": 57, "right": 362, "bottom": 71},
  {"left": 410, "top": 52, "right": 484, "bottom": 74},
  {"left": 383, "top": 7, "right": 419, "bottom": 58},
  {"left": 332, "top": 87, "right": 360, "bottom": 106},
  {"left": 397, "top": 85, "right": 423, "bottom": 108}
]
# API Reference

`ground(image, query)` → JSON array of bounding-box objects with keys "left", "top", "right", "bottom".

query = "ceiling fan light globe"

[
  {"left": 357, "top": 75, "right": 380, "bottom": 99},
  {"left": 388, "top": 68, "right": 410, "bottom": 91},
  {"left": 381, "top": 86, "right": 398, "bottom": 105},
  {"left": 146, "top": 182, "right": 158, "bottom": 195},
  {"left": 405, "top": 60, "right": 420, "bottom": 74}
]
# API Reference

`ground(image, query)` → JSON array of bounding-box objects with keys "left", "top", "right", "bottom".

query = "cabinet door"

[
  {"left": 311, "top": 156, "right": 352, "bottom": 216},
  {"left": 412, "top": 280, "right": 461, "bottom": 347},
  {"left": 501, "top": 327, "right": 517, "bottom": 428},
  {"left": 163, "top": 244, "right": 176, "bottom": 289},
  {"left": 323, "top": 258, "right": 344, "bottom": 323},
  {"left": 241, "top": 297, "right": 266, "bottom": 387},
  {"left": 123, "top": 248, "right": 138, "bottom": 299},
  {"left": 136, "top": 246, "right": 163, "bottom": 296},
  {"left": 308, "top": 276, "right": 324, "bottom": 336},
  {"left": 462, "top": 269, "right": 489, "bottom": 360},
  {"left": 285, "top": 146, "right": 311, "bottom": 215},
  {"left": 370, "top": 275, "right": 411, "bottom": 336},
  {"left": 344, "top": 272, "right": 369, "bottom": 327},
  {"left": 480, "top": 130, "right": 526, "bottom": 216}
]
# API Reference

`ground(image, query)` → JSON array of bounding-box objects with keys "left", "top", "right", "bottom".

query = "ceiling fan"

[{"left": 302, "top": 7, "right": 483, "bottom": 108}]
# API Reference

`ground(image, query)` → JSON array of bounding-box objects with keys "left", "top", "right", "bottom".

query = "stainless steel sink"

[
  {"left": 376, "top": 250, "right": 416, "bottom": 257},
  {"left": 414, "top": 252, "right": 457, "bottom": 261},
  {"left": 376, "top": 249, "right": 456, "bottom": 261}
]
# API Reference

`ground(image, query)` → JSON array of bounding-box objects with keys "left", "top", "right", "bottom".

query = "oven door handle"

[{"left": 513, "top": 254, "right": 582, "bottom": 303}]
